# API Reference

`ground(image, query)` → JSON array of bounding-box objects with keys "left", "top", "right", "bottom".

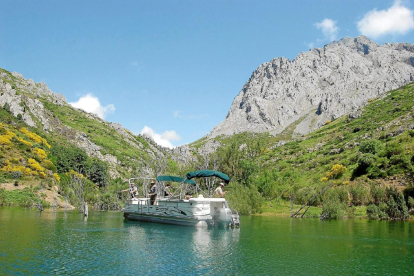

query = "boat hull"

[
  {"left": 122, "top": 198, "right": 236, "bottom": 228},
  {"left": 124, "top": 212, "right": 209, "bottom": 227}
]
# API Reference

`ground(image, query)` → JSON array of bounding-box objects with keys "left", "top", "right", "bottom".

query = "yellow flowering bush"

[
  {"left": 33, "top": 148, "right": 47, "bottom": 160},
  {"left": 53, "top": 173, "right": 60, "bottom": 183},
  {"left": 28, "top": 158, "right": 45, "bottom": 173},
  {"left": 325, "top": 164, "right": 347, "bottom": 179},
  {"left": 20, "top": 127, "right": 51, "bottom": 149},
  {"left": 0, "top": 132, "right": 15, "bottom": 146},
  {"left": 69, "top": 169, "right": 84, "bottom": 179},
  {"left": 17, "top": 136, "right": 33, "bottom": 147},
  {"left": 321, "top": 177, "right": 329, "bottom": 182}
]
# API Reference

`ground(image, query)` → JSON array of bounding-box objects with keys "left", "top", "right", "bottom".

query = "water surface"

[{"left": 1, "top": 207, "right": 414, "bottom": 275}]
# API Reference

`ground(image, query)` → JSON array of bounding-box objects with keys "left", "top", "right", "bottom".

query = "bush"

[
  {"left": 385, "top": 142, "right": 403, "bottom": 158},
  {"left": 350, "top": 185, "right": 370, "bottom": 206},
  {"left": 370, "top": 183, "right": 387, "bottom": 204},
  {"left": 226, "top": 182, "right": 263, "bottom": 215},
  {"left": 366, "top": 204, "right": 379, "bottom": 220},
  {"left": 86, "top": 159, "right": 109, "bottom": 187},
  {"left": 320, "top": 189, "right": 347, "bottom": 219},
  {"left": 10, "top": 170, "right": 23, "bottom": 179},
  {"left": 357, "top": 153, "right": 376, "bottom": 169},
  {"left": 366, "top": 203, "right": 389, "bottom": 220},
  {"left": 359, "top": 139, "right": 384, "bottom": 155},
  {"left": 408, "top": 196, "right": 414, "bottom": 209}
]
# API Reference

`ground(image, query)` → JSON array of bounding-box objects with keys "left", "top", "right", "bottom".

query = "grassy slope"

[{"left": 188, "top": 82, "right": 414, "bottom": 217}]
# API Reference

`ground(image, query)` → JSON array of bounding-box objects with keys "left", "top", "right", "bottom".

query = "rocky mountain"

[
  {"left": 209, "top": 36, "right": 414, "bottom": 138},
  {"left": 0, "top": 69, "right": 174, "bottom": 178}
]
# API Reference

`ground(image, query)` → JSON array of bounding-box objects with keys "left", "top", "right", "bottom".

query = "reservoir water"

[{"left": 1, "top": 207, "right": 414, "bottom": 275}]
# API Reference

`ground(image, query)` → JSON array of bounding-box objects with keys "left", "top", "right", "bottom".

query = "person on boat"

[
  {"left": 215, "top": 183, "right": 227, "bottom": 197},
  {"left": 164, "top": 183, "right": 172, "bottom": 197},
  {"left": 122, "top": 184, "right": 138, "bottom": 199},
  {"left": 149, "top": 180, "right": 157, "bottom": 205}
]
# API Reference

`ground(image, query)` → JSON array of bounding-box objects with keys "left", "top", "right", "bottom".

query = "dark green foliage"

[
  {"left": 349, "top": 185, "right": 370, "bottom": 206},
  {"left": 86, "top": 159, "right": 109, "bottom": 187},
  {"left": 321, "top": 189, "right": 347, "bottom": 219},
  {"left": 2, "top": 102, "right": 10, "bottom": 113},
  {"left": 370, "top": 183, "right": 387, "bottom": 204},
  {"left": 408, "top": 196, "right": 414, "bottom": 209},
  {"left": 51, "top": 145, "right": 88, "bottom": 174},
  {"left": 357, "top": 153, "right": 376, "bottom": 169},
  {"left": 359, "top": 139, "right": 384, "bottom": 155},
  {"left": 385, "top": 142, "right": 403, "bottom": 158},
  {"left": 367, "top": 187, "right": 409, "bottom": 220},
  {"left": 366, "top": 203, "right": 389, "bottom": 220},
  {"left": 226, "top": 182, "right": 263, "bottom": 215}
]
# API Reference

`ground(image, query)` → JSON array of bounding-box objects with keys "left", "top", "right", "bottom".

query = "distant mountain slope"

[
  {"left": 0, "top": 69, "right": 173, "bottom": 178},
  {"left": 210, "top": 36, "right": 414, "bottom": 138}
]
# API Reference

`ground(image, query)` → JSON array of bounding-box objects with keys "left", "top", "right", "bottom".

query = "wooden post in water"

[{"left": 84, "top": 202, "right": 89, "bottom": 217}]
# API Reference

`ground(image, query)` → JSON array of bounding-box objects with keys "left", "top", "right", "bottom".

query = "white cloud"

[
  {"left": 69, "top": 93, "right": 115, "bottom": 119},
  {"left": 357, "top": 0, "right": 414, "bottom": 38},
  {"left": 140, "top": 126, "right": 180, "bottom": 149},
  {"left": 315, "top": 18, "right": 339, "bottom": 41}
]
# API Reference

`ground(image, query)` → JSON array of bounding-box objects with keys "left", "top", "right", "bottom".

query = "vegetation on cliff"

[{"left": 1, "top": 65, "right": 414, "bottom": 220}]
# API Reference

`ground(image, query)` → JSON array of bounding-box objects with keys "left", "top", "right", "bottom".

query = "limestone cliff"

[{"left": 210, "top": 36, "right": 414, "bottom": 138}]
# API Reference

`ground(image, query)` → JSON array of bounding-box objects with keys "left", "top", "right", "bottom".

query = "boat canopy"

[
  {"left": 185, "top": 170, "right": 230, "bottom": 184},
  {"left": 156, "top": 175, "right": 196, "bottom": 185}
]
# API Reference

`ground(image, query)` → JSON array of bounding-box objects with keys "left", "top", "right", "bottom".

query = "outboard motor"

[{"left": 230, "top": 209, "right": 240, "bottom": 228}]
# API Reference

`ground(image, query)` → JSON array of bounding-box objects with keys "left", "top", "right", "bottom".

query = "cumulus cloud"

[
  {"left": 357, "top": 0, "right": 414, "bottom": 38},
  {"left": 140, "top": 126, "right": 180, "bottom": 149},
  {"left": 69, "top": 93, "right": 115, "bottom": 119},
  {"left": 315, "top": 18, "right": 339, "bottom": 41},
  {"left": 308, "top": 18, "right": 339, "bottom": 48}
]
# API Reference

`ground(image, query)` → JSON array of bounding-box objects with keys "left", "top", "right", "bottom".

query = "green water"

[{"left": 1, "top": 207, "right": 414, "bottom": 275}]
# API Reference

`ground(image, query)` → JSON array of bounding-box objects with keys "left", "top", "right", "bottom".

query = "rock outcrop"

[
  {"left": 210, "top": 36, "right": 414, "bottom": 138},
  {"left": 0, "top": 69, "right": 174, "bottom": 178}
]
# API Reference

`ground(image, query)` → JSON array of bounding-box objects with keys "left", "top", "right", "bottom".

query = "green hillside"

[
  {"left": 189, "top": 82, "right": 414, "bottom": 219},
  {"left": 2, "top": 65, "right": 414, "bottom": 220},
  {"left": 0, "top": 68, "right": 181, "bottom": 210}
]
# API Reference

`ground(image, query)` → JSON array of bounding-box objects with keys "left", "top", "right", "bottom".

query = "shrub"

[
  {"left": 357, "top": 153, "right": 375, "bottom": 169},
  {"left": 385, "top": 142, "right": 403, "bottom": 158},
  {"left": 326, "top": 164, "right": 347, "bottom": 179},
  {"left": 370, "top": 183, "right": 387, "bottom": 204},
  {"left": 33, "top": 148, "right": 47, "bottom": 160},
  {"left": 367, "top": 204, "right": 379, "bottom": 220},
  {"left": 350, "top": 185, "right": 370, "bottom": 206},
  {"left": 321, "top": 189, "right": 347, "bottom": 219},
  {"left": 10, "top": 170, "right": 23, "bottom": 179},
  {"left": 366, "top": 203, "right": 389, "bottom": 220},
  {"left": 86, "top": 159, "right": 109, "bottom": 187},
  {"left": 359, "top": 139, "right": 384, "bottom": 155},
  {"left": 226, "top": 182, "right": 263, "bottom": 215}
]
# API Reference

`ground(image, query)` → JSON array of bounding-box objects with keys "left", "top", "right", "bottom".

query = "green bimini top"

[
  {"left": 185, "top": 170, "right": 230, "bottom": 184},
  {"left": 156, "top": 175, "right": 196, "bottom": 185}
]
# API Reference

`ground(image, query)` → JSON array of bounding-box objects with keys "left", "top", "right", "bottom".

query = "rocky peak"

[{"left": 210, "top": 36, "right": 414, "bottom": 138}]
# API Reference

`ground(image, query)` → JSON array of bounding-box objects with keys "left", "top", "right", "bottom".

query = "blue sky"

[{"left": 1, "top": 0, "right": 414, "bottom": 148}]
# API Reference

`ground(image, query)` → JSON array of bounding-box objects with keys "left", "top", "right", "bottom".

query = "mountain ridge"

[{"left": 209, "top": 36, "right": 414, "bottom": 138}]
